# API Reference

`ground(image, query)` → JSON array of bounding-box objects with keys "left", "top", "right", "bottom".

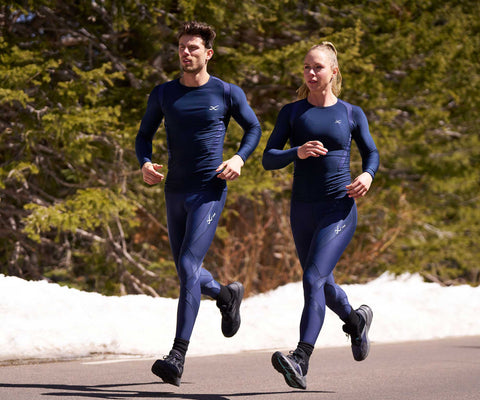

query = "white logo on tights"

[{"left": 207, "top": 213, "right": 216, "bottom": 224}]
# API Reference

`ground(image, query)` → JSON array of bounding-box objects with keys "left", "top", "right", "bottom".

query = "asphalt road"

[{"left": 1, "top": 336, "right": 479, "bottom": 400}]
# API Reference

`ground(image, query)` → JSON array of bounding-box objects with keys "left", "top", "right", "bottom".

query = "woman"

[{"left": 262, "top": 42, "right": 379, "bottom": 390}]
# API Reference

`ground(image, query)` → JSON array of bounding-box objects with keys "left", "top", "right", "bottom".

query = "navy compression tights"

[
  {"left": 290, "top": 196, "right": 357, "bottom": 346},
  {"left": 165, "top": 188, "right": 227, "bottom": 341}
]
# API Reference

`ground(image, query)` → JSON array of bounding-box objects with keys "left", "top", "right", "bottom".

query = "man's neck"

[{"left": 180, "top": 71, "right": 210, "bottom": 87}]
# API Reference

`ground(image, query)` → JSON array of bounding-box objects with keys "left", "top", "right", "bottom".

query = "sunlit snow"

[{"left": 1, "top": 273, "right": 478, "bottom": 361}]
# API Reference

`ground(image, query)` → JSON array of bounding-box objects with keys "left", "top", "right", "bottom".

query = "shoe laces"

[
  {"left": 287, "top": 350, "right": 307, "bottom": 375},
  {"left": 219, "top": 301, "right": 232, "bottom": 312},
  {"left": 342, "top": 323, "right": 362, "bottom": 345},
  {"left": 219, "top": 296, "right": 236, "bottom": 316},
  {"left": 289, "top": 350, "right": 300, "bottom": 361},
  {"left": 164, "top": 351, "right": 184, "bottom": 368}
]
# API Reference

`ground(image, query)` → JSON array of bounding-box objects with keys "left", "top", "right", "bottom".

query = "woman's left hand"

[{"left": 346, "top": 172, "right": 373, "bottom": 199}]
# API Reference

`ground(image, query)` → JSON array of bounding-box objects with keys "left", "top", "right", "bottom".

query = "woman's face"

[{"left": 303, "top": 48, "right": 337, "bottom": 94}]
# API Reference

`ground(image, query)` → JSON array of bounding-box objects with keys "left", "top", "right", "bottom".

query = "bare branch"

[{"left": 75, "top": 227, "right": 156, "bottom": 278}]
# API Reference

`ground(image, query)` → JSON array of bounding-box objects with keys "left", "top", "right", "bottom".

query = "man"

[{"left": 135, "top": 21, "right": 261, "bottom": 387}]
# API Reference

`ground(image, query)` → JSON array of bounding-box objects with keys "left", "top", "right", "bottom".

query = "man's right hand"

[{"left": 141, "top": 162, "right": 164, "bottom": 185}]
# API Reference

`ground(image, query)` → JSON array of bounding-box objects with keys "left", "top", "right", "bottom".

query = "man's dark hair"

[{"left": 177, "top": 21, "right": 216, "bottom": 49}]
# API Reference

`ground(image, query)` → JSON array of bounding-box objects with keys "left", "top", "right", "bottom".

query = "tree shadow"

[{"left": 0, "top": 382, "right": 334, "bottom": 399}]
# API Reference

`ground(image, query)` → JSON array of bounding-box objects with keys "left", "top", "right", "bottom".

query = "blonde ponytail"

[{"left": 296, "top": 82, "right": 309, "bottom": 100}]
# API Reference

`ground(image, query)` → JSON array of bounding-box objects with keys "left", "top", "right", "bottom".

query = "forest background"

[{"left": 1, "top": 0, "right": 479, "bottom": 298}]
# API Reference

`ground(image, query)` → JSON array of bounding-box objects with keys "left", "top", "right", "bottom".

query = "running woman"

[
  {"left": 135, "top": 21, "right": 261, "bottom": 386},
  {"left": 262, "top": 42, "right": 379, "bottom": 390}
]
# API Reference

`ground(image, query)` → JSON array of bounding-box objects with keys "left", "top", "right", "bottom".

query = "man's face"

[{"left": 178, "top": 35, "right": 213, "bottom": 74}]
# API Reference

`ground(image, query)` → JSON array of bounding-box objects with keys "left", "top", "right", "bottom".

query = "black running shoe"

[
  {"left": 151, "top": 350, "right": 184, "bottom": 386},
  {"left": 343, "top": 304, "right": 373, "bottom": 361},
  {"left": 271, "top": 350, "right": 307, "bottom": 390},
  {"left": 218, "top": 282, "right": 244, "bottom": 337}
]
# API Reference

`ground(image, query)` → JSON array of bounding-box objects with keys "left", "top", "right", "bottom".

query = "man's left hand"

[{"left": 216, "top": 154, "right": 245, "bottom": 181}]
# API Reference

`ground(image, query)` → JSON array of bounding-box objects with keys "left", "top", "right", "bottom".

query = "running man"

[{"left": 135, "top": 21, "right": 261, "bottom": 387}]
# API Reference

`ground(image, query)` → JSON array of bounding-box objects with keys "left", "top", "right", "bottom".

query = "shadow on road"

[{"left": 0, "top": 382, "right": 334, "bottom": 399}]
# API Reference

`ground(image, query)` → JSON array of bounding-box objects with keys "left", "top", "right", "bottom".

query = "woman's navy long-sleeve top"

[{"left": 262, "top": 99, "right": 379, "bottom": 202}]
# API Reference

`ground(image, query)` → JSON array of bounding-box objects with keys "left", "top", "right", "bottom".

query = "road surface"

[{"left": 1, "top": 336, "right": 479, "bottom": 399}]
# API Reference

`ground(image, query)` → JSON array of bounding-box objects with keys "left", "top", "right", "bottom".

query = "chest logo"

[
  {"left": 335, "top": 119, "right": 342, "bottom": 124},
  {"left": 209, "top": 105, "right": 220, "bottom": 111}
]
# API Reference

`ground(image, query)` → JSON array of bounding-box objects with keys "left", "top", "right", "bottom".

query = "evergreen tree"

[{"left": 1, "top": 0, "right": 478, "bottom": 296}]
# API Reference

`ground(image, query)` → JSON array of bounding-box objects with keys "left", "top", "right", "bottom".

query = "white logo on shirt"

[
  {"left": 335, "top": 120, "right": 342, "bottom": 124},
  {"left": 209, "top": 105, "right": 220, "bottom": 111},
  {"left": 335, "top": 224, "right": 346, "bottom": 234}
]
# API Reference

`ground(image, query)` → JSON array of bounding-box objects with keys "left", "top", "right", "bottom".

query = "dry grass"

[{"left": 206, "top": 190, "right": 407, "bottom": 296}]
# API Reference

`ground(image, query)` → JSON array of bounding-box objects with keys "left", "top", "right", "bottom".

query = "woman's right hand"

[{"left": 297, "top": 141, "right": 328, "bottom": 159}]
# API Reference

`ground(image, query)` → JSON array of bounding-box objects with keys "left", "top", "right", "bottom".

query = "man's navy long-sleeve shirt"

[{"left": 136, "top": 76, "right": 261, "bottom": 192}]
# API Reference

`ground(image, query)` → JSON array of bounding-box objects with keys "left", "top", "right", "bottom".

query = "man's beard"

[{"left": 181, "top": 63, "right": 203, "bottom": 74}]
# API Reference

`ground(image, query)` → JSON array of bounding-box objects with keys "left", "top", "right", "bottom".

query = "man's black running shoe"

[
  {"left": 271, "top": 350, "right": 307, "bottom": 390},
  {"left": 342, "top": 304, "right": 373, "bottom": 361},
  {"left": 218, "top": 282, "right": 244, "bottom": 337},
  {"left": 151, "top": 350, "right": 184, "bottom": 386}
]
